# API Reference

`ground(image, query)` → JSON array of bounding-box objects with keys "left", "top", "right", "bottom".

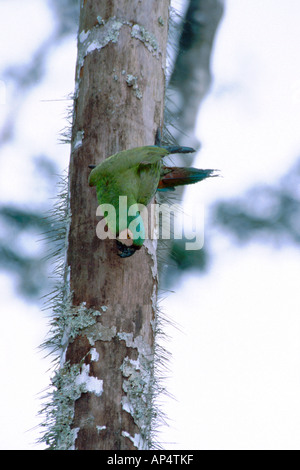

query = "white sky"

[{"left": 1, "top": 0, "right": 300, "bottom": 450}]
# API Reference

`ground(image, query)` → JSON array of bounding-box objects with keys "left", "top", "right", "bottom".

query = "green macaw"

[{"left": 88, "top": 144, "right": 217, "bottom": 257}]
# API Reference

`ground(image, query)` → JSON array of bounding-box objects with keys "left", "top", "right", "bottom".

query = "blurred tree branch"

[
  {"left": 213, "top": 158, "right": 300, "bottom": 247},
  {"left": 166, "top": 0, "right": 224, "bottom": 151},
  {"left": 160, "top": 0, "right": 224, "bottom": 286}
]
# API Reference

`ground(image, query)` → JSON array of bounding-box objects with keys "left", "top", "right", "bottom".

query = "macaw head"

[{"left": 116, "top": 212, "right": 145, "bottom": 258}]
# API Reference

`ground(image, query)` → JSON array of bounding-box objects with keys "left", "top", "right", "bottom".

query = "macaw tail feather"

[
  {"left": 158, "top": 167, "right": 219, "bottom": 190},
  {"left": 154, "top": 128, "right": 195, "bottom": 154},
  {"left": 162, "top": 145, "right": 196, "bottom": 154}
]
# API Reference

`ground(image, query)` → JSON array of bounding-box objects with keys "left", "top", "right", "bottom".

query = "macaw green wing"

[
  {"left": 89, "top": 146, "right": 169, "bottom": 187},
  {"left": 137, "top": 146, "right": 170, "bottom": 164}
]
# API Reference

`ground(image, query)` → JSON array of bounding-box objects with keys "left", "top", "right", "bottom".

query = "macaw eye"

[{"left": 118, "top": 229, "right": 133, "bottom": 246}]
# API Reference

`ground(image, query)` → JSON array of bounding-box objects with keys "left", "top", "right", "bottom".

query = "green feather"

[{"left": 88, "top": 146, "right": 169, "bottom": 244}]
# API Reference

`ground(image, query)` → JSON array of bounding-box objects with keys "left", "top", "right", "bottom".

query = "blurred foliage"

[
  {"left": 50, "top": 0, "right": 80, "bottom": 38},
  {"left": 160, "top": 157, "right": 300, "bottom": 287},
  {"left": 213, "top": 158, "right": 300, "bottom": 247},
  {"left": 4, "top": 0, "right": 79, "bottom": 86},
  {"left": 170, "top": 238, "right": 207, "bottom": 270},
  {"left": 0, "top": 204, "right": 54, "bottom": 298},
  {"left": 0, "top": 1, "right": 80, "bottom": 300},
  {"left": 161, "top": 238, "right": 208, "bottom": 288}
]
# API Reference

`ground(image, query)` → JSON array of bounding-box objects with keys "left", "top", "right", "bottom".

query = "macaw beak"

[{"left": 116, "top": 240, "right": 141, "bottom": 258}]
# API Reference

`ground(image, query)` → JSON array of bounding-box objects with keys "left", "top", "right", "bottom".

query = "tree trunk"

[{"left": 58, "top": 0, "right": 170, "bottom": 450}]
